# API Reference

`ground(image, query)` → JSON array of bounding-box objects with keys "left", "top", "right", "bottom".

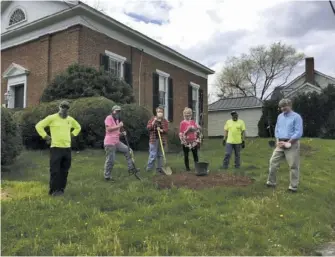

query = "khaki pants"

[{"left": 267, "top": 141, "right": 300, "bottom": 190}]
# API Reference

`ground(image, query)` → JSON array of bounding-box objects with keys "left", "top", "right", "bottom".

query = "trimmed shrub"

[
  {"left": 166, "top": 128, "right": 181, "bottom": 153},
  {"left": 1, "top": 107, "right": 23, "bottom": 166},
  {"left": 40, "top": 63, "right": 135, "bottom": 104},
  {"left": 118, "top": 104, "right": 152, "bottom": 150},
  {"left": 15, "top": 97, "right": 152, "bottom": 150}
]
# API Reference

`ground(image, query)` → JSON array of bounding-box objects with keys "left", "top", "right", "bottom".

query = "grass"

[{"left": 1, "top": 138, "right": 335, "bottom": 255}]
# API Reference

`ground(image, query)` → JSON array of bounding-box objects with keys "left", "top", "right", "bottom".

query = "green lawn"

[{"left": 1, "top": 138, "right": 335, "bottom": 255}]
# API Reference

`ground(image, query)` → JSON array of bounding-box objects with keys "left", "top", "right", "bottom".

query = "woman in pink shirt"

[{"left": 179, "top": 107, "right": 201, "bottom": 171}]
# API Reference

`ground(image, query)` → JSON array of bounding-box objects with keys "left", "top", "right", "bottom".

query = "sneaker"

[
  {"left": 105, "top": 177, "right": 115, "bottom": 182},
  {"left": 266, "top": 182, "right": 276, "bottom": 188},
  {"left": 52, "top": 191, "right": 64, "bottom": 196},
  {"left": 288, "top": 187, "right": 297, "bottom": 193}
]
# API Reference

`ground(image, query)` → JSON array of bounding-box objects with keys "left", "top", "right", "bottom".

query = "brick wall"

[
  {"left": 1, "top": 25, "right": 80, "bottom": 106},
  {"left": 1, "top": 25, "right": 208, "bottom": 132},
  {"left": 1, "top": 37, "right": 49, "bottom": 106},
  {"left": 78, "top": 26, "right": 208, "bottom": 132}
]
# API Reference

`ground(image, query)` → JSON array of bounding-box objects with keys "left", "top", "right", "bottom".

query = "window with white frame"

[
  {"left": 105, "top": 50, "right": 126, "bottom": 79},
  {"left": 190, "top": 82, "right": 200, "bottom": 124},
  {"left": 157, "top": 69, "right": 170, "bottom": 119},
  {"left": 9, "top": 8, "right": 26, "bottom": 26}
]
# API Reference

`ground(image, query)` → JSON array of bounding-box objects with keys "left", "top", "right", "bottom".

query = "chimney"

[{"left": 305, "top": 57, "right": 315, "bottom": 84}]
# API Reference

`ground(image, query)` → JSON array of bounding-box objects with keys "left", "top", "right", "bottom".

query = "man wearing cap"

[
  {"left": 266, "top": 98, "right": 303, "bottom": 193},
  {"left": 222, "top": 111, "right": 246, "bottom": 169},
  {"left": 146, "top": 106, "right": 169, "bottom": 174},
  {"left": 35, "top": 101, "right": 81, "bottom": 196},
  {"left": 103, "top": 105, "right": 139, "bottom": 181}
]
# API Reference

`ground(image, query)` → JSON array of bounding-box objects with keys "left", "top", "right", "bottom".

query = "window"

[
  {"left": 157, "top": 69, "right": 170, "bottom": 119},
  {"left": 105, "top": 50, "right": 126, "bottom": 79},
  {"left": 190, "top": 82, "right": 200, "bottom": 123},
  {"left": 9, "top": 8, "right": 26, "bottom": 26}
]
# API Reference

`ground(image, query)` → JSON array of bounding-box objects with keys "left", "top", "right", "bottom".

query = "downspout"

[
  {"left": 130, "top": 46, "right": 133, "bottom": 87},
  {"left": 138, "top": 49, "right": 144, "bottom": 106}
]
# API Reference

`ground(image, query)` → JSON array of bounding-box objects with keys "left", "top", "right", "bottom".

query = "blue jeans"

[
  {"left": 223, "top": 143, "right": 241, "bottom": 168},
  {"left": 146, "top": 140, "right": 163, "bottom": 171}
]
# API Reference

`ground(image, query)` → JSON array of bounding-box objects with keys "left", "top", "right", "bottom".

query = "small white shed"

[{"left": 208, "top": 96, "right": 263, "bottom": 137}]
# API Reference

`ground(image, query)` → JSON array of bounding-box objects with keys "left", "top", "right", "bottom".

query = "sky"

[{"left": 83, "top": 0, "right": 335, "bottom": 103}]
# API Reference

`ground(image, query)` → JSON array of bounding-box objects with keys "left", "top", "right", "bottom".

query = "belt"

[{"left": 279, "top": 138, "right": 290, "bottom": 142}]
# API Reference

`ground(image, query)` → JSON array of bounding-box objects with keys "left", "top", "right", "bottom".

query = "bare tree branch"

[{"left": 215, "top": 42, "right": 305, "bottom": 100}]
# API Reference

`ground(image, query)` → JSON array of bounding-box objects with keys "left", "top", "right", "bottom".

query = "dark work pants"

[
  {"left": 223, "top": 143, "right": 241, "bottom": 168},
  {"left": 49, "top": 147, "right": 72, "bottom": 195},
  {"left": 182, "top": 145, "right": 199, "bottom": 170}
]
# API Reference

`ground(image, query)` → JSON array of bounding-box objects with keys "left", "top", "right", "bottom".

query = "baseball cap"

[
  {"left": 112, "top": 105, "right": 121, "bottom": 111},
  {"left": 60, "top": 100, "right": 70, "bottom": 109}
]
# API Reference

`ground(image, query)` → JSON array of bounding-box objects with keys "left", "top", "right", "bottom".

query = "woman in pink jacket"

[{"left": 179, "top": 107, "right": 201, "bottom": 171}]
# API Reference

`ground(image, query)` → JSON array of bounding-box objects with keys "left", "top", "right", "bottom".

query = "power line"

[{"left": 330, "top": 1, "right": 335, "bottom": 16}]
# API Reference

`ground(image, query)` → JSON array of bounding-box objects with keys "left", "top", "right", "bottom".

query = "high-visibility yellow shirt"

[
  {"left": 224, "top": 119, "right": 246, "bottom": 144},
  {"left": 35, "top": 113, "right": 81, "bottom": 148}
]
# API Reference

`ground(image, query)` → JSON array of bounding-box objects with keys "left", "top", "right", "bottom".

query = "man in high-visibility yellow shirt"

[
  {"left": 222, "top": 111, "right": 246, "bottom": 169},
  {"left": 35, "top": 101, "right": 81, "bottom": 196}
]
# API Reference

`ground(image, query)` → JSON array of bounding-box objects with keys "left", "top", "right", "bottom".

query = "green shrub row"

[{"left": 1, "top": 107, "right": 23, "bottom": 166}]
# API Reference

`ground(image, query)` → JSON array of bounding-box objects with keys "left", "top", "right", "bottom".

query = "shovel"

[
  {"left": 121, "top": 128, "right": 141, "bottom": 181},
  {"left": 267, "top": 125, "right": 276, "bottom": 148},
  {"left": 157, "top": 128, "right": 173, "bottom": 175}
]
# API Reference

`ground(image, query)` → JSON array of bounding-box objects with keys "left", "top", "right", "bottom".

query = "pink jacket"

[{"left": 179, "top": 120, "right": 199, "bottom": 143}]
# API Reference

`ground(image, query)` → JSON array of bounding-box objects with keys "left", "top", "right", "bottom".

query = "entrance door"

[{"left": 14, "top": 84, "right": 24, "bottom": 108}]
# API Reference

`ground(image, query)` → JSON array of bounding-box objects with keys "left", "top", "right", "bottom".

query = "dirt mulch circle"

[{"left": 153, "top": 172, "right": 254, "bottom": 190}]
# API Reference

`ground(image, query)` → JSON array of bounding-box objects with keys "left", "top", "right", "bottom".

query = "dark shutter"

[
  {"left": 152, "top": 72, "right": 159, "bottom": 115},
  {"left": 124, "top": 62, "right": 132, "bottom": 86},
  {"left": 188, "top": 84, "right": 193, "bottom": 108},
  {"left": 100, "top": 54, "right": 109, "bottom": 71},
  {"left": 199, "top": 88, "right": 204, "bottom": 126},
  {"left": 168, "top": 77, "right": 173, "bottom": 122}
]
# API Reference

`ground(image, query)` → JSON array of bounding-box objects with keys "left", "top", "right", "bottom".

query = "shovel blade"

[{"left": 162, "top": 166, "right": 173, "bottom": 175}]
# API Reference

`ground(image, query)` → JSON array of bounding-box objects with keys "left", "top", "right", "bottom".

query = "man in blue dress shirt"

[{"left": 266, "top": 98, "right": 303, "bottom": 193}]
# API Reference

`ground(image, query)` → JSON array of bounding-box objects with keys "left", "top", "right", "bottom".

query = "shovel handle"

[{"left": 157, "top": 128, "right": 166, "bottom": 163}]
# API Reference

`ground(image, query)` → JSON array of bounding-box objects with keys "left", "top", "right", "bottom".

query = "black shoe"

[
  {"left": 156, "top": 169, "right": 165, "bottom": 175},
  {"left": 186, "top": 168, "right": 191, "bottom": 172},
  {"left": 105, "top": 177, "right": 115, "bottom": 182},
  {"left": 52, "top": 191, "right": 64, "bottom": 196}
]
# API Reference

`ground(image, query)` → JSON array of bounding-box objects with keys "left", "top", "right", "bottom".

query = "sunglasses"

[{"left": 60, "top": 105, "right": 69, "bottom": 109}]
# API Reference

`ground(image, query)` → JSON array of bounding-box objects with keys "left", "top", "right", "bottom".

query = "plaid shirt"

[{"left": 147, "top": 117, "right": 169, "bottom": 144}]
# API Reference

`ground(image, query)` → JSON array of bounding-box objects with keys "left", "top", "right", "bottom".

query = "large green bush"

[
  {"left": 118, "top": 104, "right": 151, "bottom": 150},
  {"left": 14, "top": 97, "right": 152, "bottom": 151},
  {"left": 1, "top": 107, "right": 23, "bottom": 166},
  {"left": 40, "top": 63, "right": 135, "bottom": 104}
]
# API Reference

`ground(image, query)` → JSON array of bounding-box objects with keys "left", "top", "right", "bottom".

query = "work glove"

[
  {"left": 44, "top": 135, "right": 51, "bottom": 145},
  {"left": 222, "top": 139, "right": 226, "bottom": 146},
  {"left": 241, "top": 140, "right": 245, "bottom": 149}
]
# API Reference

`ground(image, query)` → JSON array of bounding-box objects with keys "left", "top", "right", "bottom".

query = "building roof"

[
  {"left": 1, "top": 0, "right": 215, "bottom": 76},
  {"left": 209, "top": 96, "right": 263, "bottom": 111}
]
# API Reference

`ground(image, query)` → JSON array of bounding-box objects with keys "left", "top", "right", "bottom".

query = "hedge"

[
  {"left": 14, "top": 97, "right": 152, "bottom": 151},
  {"left": 1, "top": 107, "right": 23, "bottom": 166},
  {"left": 258, "top": 84, "right": 335, "bottom": 138}
]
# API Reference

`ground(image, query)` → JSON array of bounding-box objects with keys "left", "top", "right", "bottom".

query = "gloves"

[
  {"left": 241, "top": 140, "right": 245, "bottom": 149},
  {"left": 44, "top": 135, "right": 51, "bottom": 145},
  {"left": 222, "top": 139, "right": 226, "bottom": 146}
]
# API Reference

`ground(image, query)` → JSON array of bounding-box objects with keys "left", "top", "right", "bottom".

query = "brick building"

[{"left": 1, "top": 1, "right": 214, "bottom": 130}]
